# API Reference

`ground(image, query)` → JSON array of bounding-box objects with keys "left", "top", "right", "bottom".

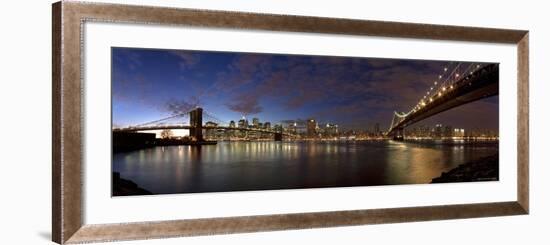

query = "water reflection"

[{"left": 112, "top": 141, "right": 498, "bottom": 195}]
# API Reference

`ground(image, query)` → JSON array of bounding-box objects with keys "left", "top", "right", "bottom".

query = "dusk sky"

[{"left": 112, "top": 47, "right": 498, "bottom": 131}]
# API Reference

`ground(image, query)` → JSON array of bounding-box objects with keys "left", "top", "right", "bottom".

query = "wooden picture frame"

[{"left": 52, "top": 1, "right": 529, "bottom": 244}]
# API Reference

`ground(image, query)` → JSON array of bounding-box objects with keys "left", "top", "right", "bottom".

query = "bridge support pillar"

[
  {"left": 393, "top": 127, "right": 404, "bottom": 141},
  {"left": 274, "top": 132, "right": 283, "bottom": 141},
  {"left": 189, "top": 107, "right": 204, "bottom": 142}
]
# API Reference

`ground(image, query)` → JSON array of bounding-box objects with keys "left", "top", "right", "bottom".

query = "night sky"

[{"left": 112, "top": 47, "right": 498, "bottom": 131}]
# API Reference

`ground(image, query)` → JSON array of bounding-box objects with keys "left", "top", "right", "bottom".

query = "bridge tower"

[
  {"left": 274, "top": 132, "right": 283, "bottom": 141},
  {"left": 393, "top": 127, "right": 404, "bottom": 141},
  {"left": 189, "top": 107, "right": 204, "bottom": 142}
]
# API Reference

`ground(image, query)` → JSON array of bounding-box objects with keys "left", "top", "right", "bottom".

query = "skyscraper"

[
  {"left": 444, "top": 125, "right": 453, "bottom": 138},
  {"left": 238, "top": 119, "right": 247, "bottom": 128},
  {"left": 252, "top": 118, "right": 260, "bottom": 128},
  {"left": 453, "top": 128, "right": 465, "bottom": 137},
  {"left": 228, "top": 120, "right": 236, "bottom": 138},
  {"left": 288, "top": 121, "right": 298, "bottom": 134},
  {"left": 434, "top": 124, "right": 443, "bottom": 138},
  {"left": 324, "top": 123, "right": 338, "bottom": 137},
  {"left": 237, "top": 118, "right": 248, "bottom": 138},
  {"left": 307, "top": 119, "right": 317, "bottom": 138},
  {"left": 204, "top": 121, "right": 218, "bottom": 140}
]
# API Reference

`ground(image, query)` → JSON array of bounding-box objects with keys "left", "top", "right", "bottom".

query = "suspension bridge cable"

[{"left": 134, "top": 111, "right": 192, "bottom": 127}]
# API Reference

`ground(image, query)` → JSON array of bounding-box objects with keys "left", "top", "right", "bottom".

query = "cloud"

[
  {"left": 214, "top": 54, "right": 273, "bottom": 91},
  {"left": 226, "top": 94, "right": 263, "bottom": 116},
  {"left": 165, "top": 97, "right": 200, "bottom": 115},
  {"left": 170, "top": 51, "right": 200, "bottom": 69},
  {"left": 191, "top": 52, "right": 494, "bottom": 129}
]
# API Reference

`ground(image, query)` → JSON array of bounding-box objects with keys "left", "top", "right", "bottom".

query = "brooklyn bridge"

[{"left": 113, "top": 107, "right": 293, "bottom": 142}]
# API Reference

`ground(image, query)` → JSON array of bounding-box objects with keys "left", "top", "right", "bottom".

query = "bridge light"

[
  {"left": 442, "top": 87, "right": 446, "bottom": 91},
  {"left": 444, "top": 67, "right": 448, "bottom": 71},
  {"left": 450, "top": 85, "right": 454, "bottom": 89},
  {"left": 429, "top": 98, "right": 433, "bottom": 102},
  {"left": 455, "top": 73, "right": 459, "bottom": 78},
  {"left": 439, "top": 75, "right": 442, "bottom": 79},
  {"left": 476, "top": 64, "right": 480, "bottom": 68},
  {"left": 430, "top": 87, "right": 433, "bottom": 90},
  {"left": 434, "top": 81, "right": 437, "bottom": 85},
  {"left": 438, "top": 92, "right": 442, "bottom": 96}
]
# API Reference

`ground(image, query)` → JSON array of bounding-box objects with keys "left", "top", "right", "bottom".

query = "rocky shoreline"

[
  {"left": 431, "top": 154, "right": 499, "bottom": 183},
  {"left": 112, "top": 172, "right": 152, "bottom": 196}
]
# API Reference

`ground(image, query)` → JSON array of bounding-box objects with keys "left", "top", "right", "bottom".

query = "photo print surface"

[{"left": 111, "top": 47, "right": 499, "bottom": 196}]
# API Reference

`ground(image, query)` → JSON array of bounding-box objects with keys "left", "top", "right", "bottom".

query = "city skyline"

[{"left": 112, "top": 47, "right": 498, "bottom": 132}]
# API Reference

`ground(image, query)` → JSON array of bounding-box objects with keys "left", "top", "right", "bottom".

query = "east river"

[{"left": 112, "top": 140, "right": 498, "bottom": 195}]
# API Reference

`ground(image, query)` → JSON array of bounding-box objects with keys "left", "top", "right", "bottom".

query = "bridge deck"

[
  {"left": 388, "top": 64, "right": 498, "bottom": 134},
  {"left": 113, "top": 125, "right": 293, "bottom": 136}
]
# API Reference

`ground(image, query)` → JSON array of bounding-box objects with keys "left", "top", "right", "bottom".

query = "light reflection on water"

[{"left": 112, "top": 141, "right": 498, "bottom": 195}]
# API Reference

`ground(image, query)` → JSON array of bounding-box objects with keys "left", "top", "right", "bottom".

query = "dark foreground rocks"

[
  {"left": 431, "top": 154, "right": 499, "bottom": 183},
  {"left": 113, "top": 172, "right": 153, "bottom": 196}
]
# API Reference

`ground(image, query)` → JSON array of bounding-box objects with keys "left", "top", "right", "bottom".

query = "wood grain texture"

[
  {"left": 66, "top": 202, "right": 526, "bottom": 244},
  {"left": 63, "top": 2, "right": 527, "bottom": 43},
  {"left": 52, "top": 1, "right": 529, "bottom": 244},
  {"left": 52, "top": 2, "right": 84, "bottom": 244},
  {"left": 517, "top": 34, "right": 529, "bottom": 213}
]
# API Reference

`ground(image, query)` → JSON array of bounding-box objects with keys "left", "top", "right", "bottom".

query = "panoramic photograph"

[{"left": 111, "top": 47, "right": 499, "bottom": 196}]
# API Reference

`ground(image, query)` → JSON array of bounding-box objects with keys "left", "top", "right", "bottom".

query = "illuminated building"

[
  {"left": 434, "top": 124, "right": 443, "bottom": 138},
  {"left": 252, "top": 118, "right": 260, "bottom": 128},
  {"left": 204, "top": 121, "right": 218, "bottom": 139},
  {"left": 238, "top": 119, "right": 247, "bottom": 128},
  {"left": 453, "top": 128, "right": 465, "bottom": 137},
  {"left": 444, "top": 126, "right": 453, "bottom": 138},
  {"left": 307, "top": 119, "right": 317, "bottom": 137},
  {"left": 324, "top": 123, "right": 338, "bottom": 137}
]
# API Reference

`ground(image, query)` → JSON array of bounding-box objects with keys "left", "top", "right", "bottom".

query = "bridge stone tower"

[
  {"left": 189, "top": 107, "right": 204, "bottom": 142},
  {"left": 393, "top": 127, "right": 404, "bottom": 141},
  {"left": 274, "top": 132, "right": 282, "bottom": 141}
]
